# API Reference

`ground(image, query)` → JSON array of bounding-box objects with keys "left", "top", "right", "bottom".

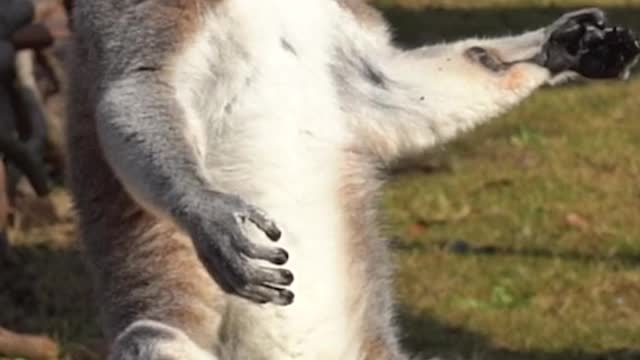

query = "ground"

[{"left": 1, "top": 1, "right": 640, "bottom": 359}]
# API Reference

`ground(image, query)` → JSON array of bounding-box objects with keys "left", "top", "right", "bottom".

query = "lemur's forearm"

[
  {"left": 345, "top": 30, "right": 552, "bottom": 164},
  {"left": 96, "top": 72, "right": 210, "bottom": 222},
  {"left": 96, "top": 72, "right": 293, "bottom": 306},
  {"left": 391, "top": 31, "right": 550, "bottom": 130}
]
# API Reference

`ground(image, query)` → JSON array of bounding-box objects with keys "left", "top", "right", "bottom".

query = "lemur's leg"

[
  {"left": 110, "top": 320, "right": 218, "bottom": 360},
  {"left": 342, "top": 9, "right": 639, "bottom": 164}
]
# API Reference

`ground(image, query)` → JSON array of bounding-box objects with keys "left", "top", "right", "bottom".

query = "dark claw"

[
  {"left": 238, "top": 285, "right": 295, "bottom": 306},
  {"left": 272, "top": 249, "right": 289, "bottom": 265},
  {"left": 281, "top": 269, "right": 294, "bottom": 284},
  {"left": 253, "top": 268, "right": 295, "bottom": 286},
  {"left": 266, "top": 287, "right": 295, "bottom": 306},
  {"left": 278, "top": 289, "right": 295, "bottom": 306},
  {"left": 248, "top": 208, "right": 282, "bottom": 241}
]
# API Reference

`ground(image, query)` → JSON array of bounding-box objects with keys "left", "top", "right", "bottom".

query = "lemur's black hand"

[
  {"left": 180, "top": 191, "right": 295, "bottom": 306},
  {"left": 574, "top": 26, "right": 640, "bottom": 78},
  {"left": 542, "top": 8, "right": 640, "bottom": 78}
]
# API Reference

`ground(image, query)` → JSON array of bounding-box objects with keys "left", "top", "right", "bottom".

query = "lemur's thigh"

[
  {"left": 110, "top": 320, "right": 218, "bottom": 360},
  {"left": 81, "top": 205, "right": 228, "bottom": 358}
]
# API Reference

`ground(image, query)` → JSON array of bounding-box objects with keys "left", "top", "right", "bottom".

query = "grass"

[
  {"left": 2, "top": 1, "right": 640, "bottom": 359},
  {"left": 1, "top": 190, "right": 99, "bottom": 359}
]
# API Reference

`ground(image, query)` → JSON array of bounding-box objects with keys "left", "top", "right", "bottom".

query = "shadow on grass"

[
  {"left": 395, "top": 242, "right": 640, "bottom": 358},
  {"left": 400, "top": 307, "right": 640, "bottom": 360},
  {"left": 394, "top": 239, "right": 640, "bottom": 268}
]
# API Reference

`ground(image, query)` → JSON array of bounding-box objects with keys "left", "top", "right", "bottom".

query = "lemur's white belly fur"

[{"left": 175, "top": 1, "right": 360, "bottom": 359}]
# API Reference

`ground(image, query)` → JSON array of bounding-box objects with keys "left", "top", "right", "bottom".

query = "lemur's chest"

[
  {"left": 222, "top": 1, "right": 340, "bottom": 119},
  {"left": 187, "top": 1, "right": 349, "bottom": 167},
  {"left": 173, "top": 3, "right": 368, "bottom": 358}
]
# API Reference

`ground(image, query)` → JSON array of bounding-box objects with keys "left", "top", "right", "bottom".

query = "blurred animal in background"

[
  {"left": 0, "top": 0, "right": 69, "bottom": 251},
  {"left": 0, "top": 0, "right": 69, "bottom": 359}
]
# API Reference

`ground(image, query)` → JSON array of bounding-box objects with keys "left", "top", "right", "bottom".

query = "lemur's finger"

[
  {"left": 611, "top": 27, "right": 640, "bottom": 57},
  {"left": 247, "top": 208, "right": 282, "bottom": 241},
  {"left": 562, "top": 8, "right": 607, "bottom": 28},
  {"left": 256, "top": 268, "right": 294, "bottom": 286},
  {"left": 547, "top": 8, "right": 607, "bottom": 41},
  {"left": 582, "top": 25, "right": 606, "bottom": 46},
  {"left": 233, "top": 237, "right": 289, "bottom": 265},
  {"left": 238, "top": 284, "right": 294, "bottom": 306},
  {"left": 550, "top": 21, "right": 583, "bottom": 43},
  {"left": 250, "top": 267, "right": 295, "bottom": 287}
]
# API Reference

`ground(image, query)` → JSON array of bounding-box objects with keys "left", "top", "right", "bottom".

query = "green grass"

[{"left": 2, "top": 1, "right": 640, "bottom": 359}]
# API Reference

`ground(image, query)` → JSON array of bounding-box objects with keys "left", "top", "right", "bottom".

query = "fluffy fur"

[{"left": 66, "top": 1, "right": 638, "bottom": 359}]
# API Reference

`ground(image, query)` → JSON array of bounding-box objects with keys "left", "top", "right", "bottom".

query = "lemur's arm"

[
  {"left": 342, "top": 9, "right": 640, "bottom": 164},
  {"left": 89, "top": 6, "right": 294, "bottom": 306}
]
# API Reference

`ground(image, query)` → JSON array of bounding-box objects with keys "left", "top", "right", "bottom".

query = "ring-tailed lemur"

[{"left": 66, "top": 1, "right": 639, "bottom": 359}]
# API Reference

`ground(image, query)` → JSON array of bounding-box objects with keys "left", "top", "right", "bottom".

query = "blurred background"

[{"left": 1, "top": 0, "right": 640, "bottom": 359}]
